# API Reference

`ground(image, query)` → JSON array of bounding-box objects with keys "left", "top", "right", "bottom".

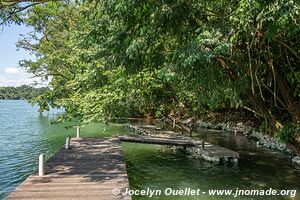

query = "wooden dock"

[
  {"left": 7, "top": 128, "right": 240, "bottom": 199},
  {"left": 127, "top": 124, "right": 239, "bottom": 163},
  {"left": 118, "top": 135, "right": 196, "bottom": 147},
  {"left": 7, "top": 137, "right": 131, "bottom": 200}
]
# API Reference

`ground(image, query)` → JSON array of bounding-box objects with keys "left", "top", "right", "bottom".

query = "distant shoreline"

[{"left": 0, "top": 85, "right": 48, "bottom": 100}]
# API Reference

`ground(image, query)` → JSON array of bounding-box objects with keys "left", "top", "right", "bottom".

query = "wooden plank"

[
  {"left": 118, "top": 135, "right": 196, "bottom": 147},
  {"left": 9, "top": 190, "right": 127, "bottom": 196},
  {"left": 24, "top": 179, "right": 129, "bottom": 185},
  {"left": 7, "top": 197, "right": 130, "bottom": 200},
  {"left": 8, "top": 193, "right": 130, "bottom": 200},
  {"left": 16, "top": 183, "right": 130, "bottom": 189},
  {"left": 28, "top": 174, "right": 128, "bottom": 178},
  {"left": 6, "top": 138, "right": 131, "bottom": 200}
]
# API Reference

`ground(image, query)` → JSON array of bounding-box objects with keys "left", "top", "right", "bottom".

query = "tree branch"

[
  {"left": 0, "top": 1, "right": 49, "bottom": 25},
  {"left": 276, "top": 39, "right": 300, "bottom": 61}
]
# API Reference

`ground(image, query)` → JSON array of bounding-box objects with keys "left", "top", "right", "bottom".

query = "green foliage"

[
  {"left": 3, "top": 0, "right": 299, "bottom": 133},
  {"left": 276, "top": 123, "right": 300, "bottom": 143},
  {"left": 0, "top": 4, "right": 24, "bottom": 25},
  {"left": 259, "top": 121, "right": 273, "bottom": 135},
  {"left": 0, "top": 85, "right": 48, "bottom": 100}
]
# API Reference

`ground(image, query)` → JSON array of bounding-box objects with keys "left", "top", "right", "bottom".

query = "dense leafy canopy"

[{"left": 1, "top": 0, "right": 299, "bottom": 137}]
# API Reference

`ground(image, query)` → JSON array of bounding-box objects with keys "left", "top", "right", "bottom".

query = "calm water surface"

[{"left": 0, "top": 100, "right": 300, "bottom": 200}]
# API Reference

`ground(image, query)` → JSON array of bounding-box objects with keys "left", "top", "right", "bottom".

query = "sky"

[{"left": 0, "top": 24, "right": 43, "bottom": 87}]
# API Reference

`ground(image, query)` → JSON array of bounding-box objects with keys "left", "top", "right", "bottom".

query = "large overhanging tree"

[
  {"left": 1, "top": 0, "right": 299, "bottom": 138},
  {"left": 83, "top": 0, "right": 300, "bottom": 130}
]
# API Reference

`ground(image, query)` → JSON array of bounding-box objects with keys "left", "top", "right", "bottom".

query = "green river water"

[{"left": 0, "top": 100, "right": 299, "bottom": 200}]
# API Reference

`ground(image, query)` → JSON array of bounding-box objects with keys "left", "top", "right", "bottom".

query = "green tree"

[{"left": 5, "top": 0, "right": 299, "bottom": 134}]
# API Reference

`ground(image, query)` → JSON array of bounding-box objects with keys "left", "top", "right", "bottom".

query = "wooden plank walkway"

[
  {"left": 118, "top": 135, "right": 196, "bottom": 147},
  {"left": 6, "top": 138, "right": 131, "bottom": 200}
]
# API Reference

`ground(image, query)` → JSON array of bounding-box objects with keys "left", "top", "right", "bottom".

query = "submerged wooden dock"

[
  {"left": 120, "top": 134, "right": 239, "bottom": 163},
  {"left": 7, "top": 137, "right": 131, "bottom": 200},
  {"left": 118, "top": 135, "right": 196, "bottom": 147},
  {"left": 127, "top": 124, "right": 239, "bottom": 163}
]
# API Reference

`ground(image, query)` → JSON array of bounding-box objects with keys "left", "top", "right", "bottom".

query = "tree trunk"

[
  {"left": 268, "top": 59, "right": 300, "bottom": 124},
  {"left": 246, "top": 90, "right": 281, "bottom": 133},
  {"left": 215, "top": 56, "right": 282, "bottom": 132}
]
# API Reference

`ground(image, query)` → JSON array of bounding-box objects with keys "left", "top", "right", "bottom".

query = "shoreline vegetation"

[
  {"left": 0, "top": 85, "right": 48, "bottom": 100},
  {"left": 1, "top": 1, "right": 299, "bottom": 165}
]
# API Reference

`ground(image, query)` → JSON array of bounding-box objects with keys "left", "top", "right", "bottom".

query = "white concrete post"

[
  {"left": 173, "top": 118, "right": 176, "bottom": 129},
  {"left": 76, "top": 127, "right": 80, "bottom": 138},
  {"left": 65, "top": 136, "right": 71, "bottom": 149},
  {"left": 39, "top": 154, "right": 45, "bottom": 176}
]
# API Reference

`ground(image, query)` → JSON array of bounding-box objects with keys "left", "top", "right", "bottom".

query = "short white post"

[
  {"left": 39, "top": 153, "right": 45, "bottom": 176},
  {"left": 173, "top": 118, "right": 176, "bottom": 129},
  {"left": 65, "top": 136, "right": 71, "bottom": 149},
  {"left": 76, "top": 127, "right": 80, "bottom": 138}
]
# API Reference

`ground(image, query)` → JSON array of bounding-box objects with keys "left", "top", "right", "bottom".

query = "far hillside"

[{"left": 0, "top": 85, "right": 48, "bottom": 100}]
